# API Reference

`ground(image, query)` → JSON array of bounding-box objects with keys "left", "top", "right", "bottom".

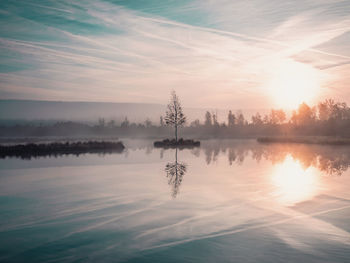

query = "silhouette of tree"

[
  {"left": 290, "top": 110, "right": 298, "bottom": 125},
  {"left": 160, "top": 116, "right": 165, "bottom": 127},
  {"left": 318, "top": 100, "right": 331, "bottom": 121},
  {"left": 228, "top": 110, "right": 236, "bottom": 127},
  {"left": 165, "top": 91, "right": 186, "bottom": 142},
  {"left": 190, "top": 119, "right": 200, "bottom": 127},
  {"left": 236, "top": 111, "right": 245, "bottom": 126},
  {"left": 330, "top": 101, "right": 348, "bottom": 121},
  {"left": 107, "top": 119, "right": 116, "bottom": 128},
  {"left": 263, "top": 114, "right": 269, "bottom": 124},
  {"left": 293, "top": 102, "right": 314, "bottom": 125},
  {"left": 98, "top": 118, "right": 105, "bottom": 127},
  {"left": 121, "top": 117, "right": 129, "bottom": 128},
  {"left": 276, "top": 109, "right": 286, "bottom": 124},
  {"left": 269, "top": 109, "right": 286, "bottom": 124},
  {"left": 205, "top": 111, "right": 212, "bottom": 126},
  {"left": 251, "top": 112, "right": 263, "bottom": 125},
  {"left": 212, "top": 111, "right": 219, "bottom": 126},
  {"left": 144, "top": 118, "right": 152, "bottom": 128}
]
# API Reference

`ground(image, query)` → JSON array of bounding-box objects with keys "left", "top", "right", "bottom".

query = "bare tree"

[{"left": 165, "top": 91, "right": 186, "bottom": 142}]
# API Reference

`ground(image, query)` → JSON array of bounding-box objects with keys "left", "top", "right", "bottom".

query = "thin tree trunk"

[
  {"left": 175, "top": 124, "right": 178, "bottom": 142},
  {"left": 174, "top": 100, "right": 178, "bottom": 143}
]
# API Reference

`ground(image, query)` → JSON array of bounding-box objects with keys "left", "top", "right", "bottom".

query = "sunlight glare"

[
  {"left": 267, "top": 60, "right": 321, "bottom": 109},
  {"left": 271, "top": 155, "right": 319, "bottom": 205}
]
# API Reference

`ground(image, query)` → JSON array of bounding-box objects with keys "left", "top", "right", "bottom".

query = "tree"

[
  {"left": 269, "top": 110, "right": 278, "bottom": 124},
  {"left": 160, "top": 116, "right": 165, "bottom": 127},
  {"left": 205, "top": 111, "right": 212, "bottom": 126},
  {"left": 236, "top": 111, "right": 245, "bottom": 126},
  {"left": 297, "top": 102, "right": 314, "bottom": 125},
  {"left": 98, "top": 118, "right": 105, "bottom": 127},
  {"left": 165, "top": 91, "right": 186, "bottom": 142},
  {"left": 107, "top": 119, "right": 116, "bottom": 128},
  {"left": 251, "top": 112, "right": 263, "bottom": 125},
  {"left": 318, "top": 101, "right": 330, "bottom": 121},
  {"left": 228, "top": 110, "right": 236, "bottom": 127},
  {"left": 276, "top": 109, "right": 286, "bottom": 124},
  {"left": 121, "top": 117, "right": 129, "bottom": 128},
  {"left": 269, "top": 109, "right": 286, "bottom": 124},
  {"left": 190, "top": 119, "right": 200, "bottom": 127},
  {"left": 330, "top": 101, "right": 348, "bottom": 121},
  {"left": 263, "top": 114, "right": 269, "bottom": 124},
  {"left": 212, "top": 111, "right": 219, "bottom": 126},
  {"left": 144, "top": 118, "right": 152, "bottom": 128},
  {"left": 290, "top": 110, "right": 297, "bottom": 124}
]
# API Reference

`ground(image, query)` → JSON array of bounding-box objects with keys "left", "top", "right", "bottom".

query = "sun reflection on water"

[{"left": 271, "top": 155, "right": 320, "bottom": 205}]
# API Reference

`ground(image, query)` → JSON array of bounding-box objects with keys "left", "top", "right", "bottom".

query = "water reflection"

[
  {"left": 271, "top": 155, "right": 319, "bottom": 205},
  {"left": 201, "top": 140, "right": 350, "bottom": 176},
  {"left": 152, "top": 140, "right": 350, "bottom": 199},
  {"left": 165, "top": 148, "right": 187, "bottom": 198},
  {"left": 1, "top": 139, "right": 350, "bottom": 262}
]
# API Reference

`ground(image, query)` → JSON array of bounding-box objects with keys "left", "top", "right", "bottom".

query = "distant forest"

[{"left": 1, "top": 99, "right": 349, "bottom": 138}]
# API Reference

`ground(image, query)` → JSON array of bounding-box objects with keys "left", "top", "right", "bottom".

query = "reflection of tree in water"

[
  {"left": 318, "top": 155, "right": 348, "bottom": 176},
  {"left": 145, "top": 146, "right": 153, "bottom": 155},
  {"left": 191, "top": 147, "right": 200, "bottom": 157},
  {"left": 165, "top": 148, "right": 187, "bottom": 198},
  {"left": 200, "top": 141, "right": 350, "bottom": 176},
  {"left": 254, "top": 144, "right": 350, "bottom": 176},
  {"left": 204, "top": 146, "right": 220, "bottom": 165},
  {"left": 160, "top": 148, "right": 164, "bottom": 159},
  {"left": 206, "top": 144, "right": 246, "bottom": 166},
  {"left": 228, "top": 148, "right": 237, "bottom": 165}
]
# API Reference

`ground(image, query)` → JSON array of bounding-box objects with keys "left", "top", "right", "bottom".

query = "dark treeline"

[
  {"left": 188, "top": 98, "right": 350, "bottom": 138},
  {"left": 0, "top": 98, "right": 349, "bottom": 138}
]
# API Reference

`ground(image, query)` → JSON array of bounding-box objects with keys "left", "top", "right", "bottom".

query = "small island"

[
  {"left": 0, "top": 141, "right": 125, "bottom": 159},
  {"left": 154, "top": 91, "right": 200, "bottom": 149},
  {"left": 154, "top": 138, "right": 200, "bottom": 148}
]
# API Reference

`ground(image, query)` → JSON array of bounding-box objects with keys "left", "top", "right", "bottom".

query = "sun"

[{"left": 267, "top": 60, "right": 321, "bottom": 109}]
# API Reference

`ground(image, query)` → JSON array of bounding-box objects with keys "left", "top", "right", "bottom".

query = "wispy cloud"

[{"left": 0, "top": 0, "right": 349, "bottom": 108}]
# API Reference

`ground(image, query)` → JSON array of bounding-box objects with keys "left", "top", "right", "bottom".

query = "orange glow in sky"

[{"left": 267, "top": 60, "right": 322, "bottom": 109}]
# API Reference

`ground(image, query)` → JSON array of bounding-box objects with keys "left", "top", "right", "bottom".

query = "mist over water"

[{"left": 1, "top": 139, "right": 350, "bottom": 262}]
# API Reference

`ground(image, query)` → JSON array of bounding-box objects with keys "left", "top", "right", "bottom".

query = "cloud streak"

[{"left": 0, "top": 0, "right": 349, "bottom": 108}]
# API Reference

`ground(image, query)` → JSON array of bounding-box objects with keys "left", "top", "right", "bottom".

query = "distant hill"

[{"left": 0, "top": 100, "right": 270, "bottom": 124}]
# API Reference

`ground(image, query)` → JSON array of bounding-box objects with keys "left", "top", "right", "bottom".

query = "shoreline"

[
  {"left": 0, "top": 141, "right": 125, "bottom": 159},
  {"left": 257, "top": 136, "right": 350, "bottom": 145}
]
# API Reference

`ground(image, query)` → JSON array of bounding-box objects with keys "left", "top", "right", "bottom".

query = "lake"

[{"left": 1, "top": 139, "right": 350, "bottom": 262}]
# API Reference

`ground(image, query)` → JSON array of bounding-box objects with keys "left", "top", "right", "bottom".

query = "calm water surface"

[{"left": 1, "top": 139, "right": 350, "bottom": 262}]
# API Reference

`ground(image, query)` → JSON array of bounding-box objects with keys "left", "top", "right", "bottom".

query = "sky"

[{"left": 0, "top": 0, "right": 349, "bottom": 109}]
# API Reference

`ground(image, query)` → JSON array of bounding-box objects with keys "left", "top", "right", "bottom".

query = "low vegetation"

[
  {"left": 154, "top": 139, "right": 200, "bottom": 148},
  {"left": 0, "top": 141, "right": 125, "bottom": 159}
]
